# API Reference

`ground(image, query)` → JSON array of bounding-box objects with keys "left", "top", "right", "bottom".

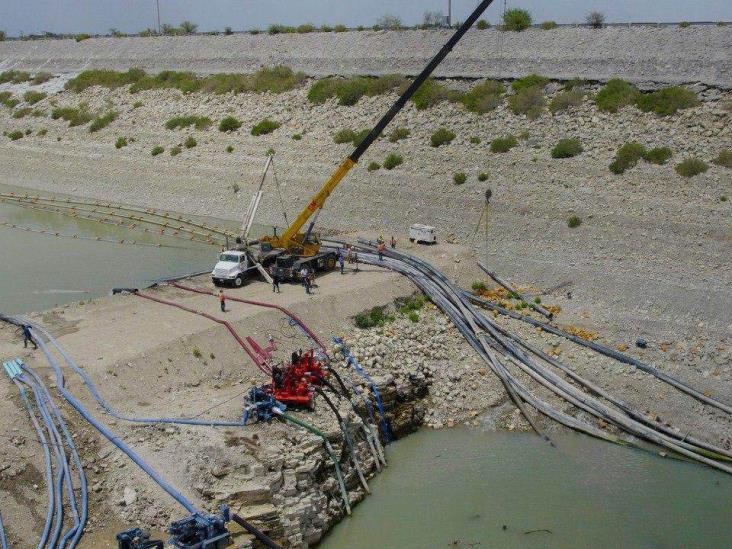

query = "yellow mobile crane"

[{"left": 253, "top": 0, "right": 495, "bottom": 281}]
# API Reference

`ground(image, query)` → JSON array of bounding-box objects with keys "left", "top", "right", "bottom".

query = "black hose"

[{"left": 230, "top": 514, "right": 281, "bottom": 549}]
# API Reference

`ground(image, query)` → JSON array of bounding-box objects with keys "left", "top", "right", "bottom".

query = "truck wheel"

[
  {"left": 326, "top": 256, "right": 336, "bottom": 270},
  {"left": 233, "top": 275, "right": 244, "bottom": 287}
]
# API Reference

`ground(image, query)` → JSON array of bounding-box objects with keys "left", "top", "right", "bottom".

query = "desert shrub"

[
  {"left": 508, "top": 86, "right": 545, "bottom": 119},
  {"left": 586, "top": 11, "right": 605, "bottom": 28},
  {"left": 66, "top": 68, "right": 145, "bottom": 91},
  {"left": 23, "top": 90, "right": 47, "bottom": 105},
  {"left": 551, "top": 138, "right": 583, "bottom": 158},
  {"left": 354, "top": 306, "right": 394, "bottom": 328},
  {"left": 388, "top": 127, "right": 410, "bottom": 142},
  {"left": 165, "top": 115, "right": 212, "bottom": 130},
  {"left": 678, "top": 21, "right": 691, "bottom": 28},
  {"left": 115, "top": 137, "right": 128, "bottom": 149},
  {"left": 567, "top": 215, "right": 582, "bottom": 228},
  {"left": 321, "top": 25, "right": 332, "bottom": 33},
  {"left": 51, "top": 105, "right": 93, "bottom": 127},
  {"left": 219, "top": 116, "right": 242, "bottom": 132},
  {"left": 251, "top": 118, "right": 280, "bottom": 136},
  {"left": 461, "top": 80, "right": 505, "bottom": 113},
  {"left": 268, "top": 24, "right": 292, "bottom": 35},
  {"left": 595, "top": 78, "right": 639, "bottom": 112},
  {"left": 635, "top": 86, "right": 699, "bottom": 116},
  {"left": 675, "top": 158, "right": 708, "bottom": 177},
  {"left": 12, "top": 108, "right": 32, "bottom": 119},
  {"left": 129, "top": 70, "right": 200, "bottom": 93},
  {"left": 562, "top": 78, "right": 587, "bottom": 91},
  {"left": 609, "top": 142, "right": 647, "bottom": 174},
  {"left": 376, "top": 15, "right": 403, "bottom": 30},
  {"left": 408, "top": 312, "right": 419, "bottom": 323},
  {"left": 471, "top": 281, "right": 487, "bottom": 292},
  {"left": 0, "top": 70, "right": 32, "bottom": 84},
  {"left": 308, "top": 74, "right": 406, "bottom": 106},
  {"left": 291, "top": 133, "right": 302, "bottom": 140},
  {"left": 503, "top": 8, "right": 532, "bottom": 31},
  {"left": 431, "top": 127, "right": 456, "bottom": 147},
  {"left": 0, "top": 92, "right": 19, "bottom": 108},
  {"left": 74, "top": 33, "right": 91, "bottom": 42},
  {"left": 132, "top": 101, "right": 144, "bottom": 109},
  {"left": 333, "top": 128, "right": 356, "bottom": 144},
  {"left": 0, "top": 31, "right": 5, "bottom": 41},
  {"left": 7, "top": 130, "right": 24, "bottom": 141},
  {"left": 490, "top": 135, "right": 518, "bottom": 153},
  {"left": 383, "top": 153, "right": 403, "bottom": 170},
  {"left": 412, "top": 78, "right": 462, "bottom": 110},
  {"left": 201, "top": 66, "right": 307, "bottom": 94},
  {"left": 224, "top": 26, "right": 233, "bottom": 35},
  {"left": 367, "top": 161, "right": 381, "bottom": 172},
  {"left": 478, "top": 172, "right": 489, "bottom": 182},
  {"left": 712, "top": 149, "right": 732, "bottom": 168},
  {"left": 476, "top": 19, "right": 490, "bottom": 30},
  {"left": 540, "top": 21, "right": 557, "bottom": 30},
  {"left": 352, "top": 129, "right": 370, "bottom": 147},
  {"left": 89, "top": 110, "right": 118, "bottom": 132},
  {"left": 511, "top": 74, "right": 549, "bottom": 91},
  {"left": 643, "top": 147, "right": 673, "bottom": 165},
  {"left": 296, "top": 24, "right": 315, "bottom": 33},
  {"left": 184, "top": 136, "right": 197, "bottom": 148},
  {"left": 225, "top": 145, "right": 234, "bottom": 153},
  {"left": 170, "top": 145, "right": 182, "bottom": 156},
  {"left": 334, "top": 24, "right": 347, "bottom": 32},
  {"left": 549, "top": 89, "right": 584, "bottom": 112},
  {"left": 397, "top": 294, "right": 426, "bottom": 314},
  {"left": 453, "top": 172, "right": 467, "bottom": 185},
  {"left": 721, "top": 195, "right": 728, "bottom": 202},
  {"left": 31, "top": 109, "right": 45, "bottom": 117},
  {"left": 469, "top": 136, "right": 481, "bottom": 144},
  {"left": 151, "top": 145, "right": 164, "bottom": 156}
]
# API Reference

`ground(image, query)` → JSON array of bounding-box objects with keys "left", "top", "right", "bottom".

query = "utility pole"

[
  {"left": 156, "top": 0, "right": 161, "bottom": 34},
  {"left": 448, "top": 0, "right": 452, "bottom": 27}
]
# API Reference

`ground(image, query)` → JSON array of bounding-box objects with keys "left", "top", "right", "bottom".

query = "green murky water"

[{"left": 322, "top": 428, "right": 732, "bottom": 549}]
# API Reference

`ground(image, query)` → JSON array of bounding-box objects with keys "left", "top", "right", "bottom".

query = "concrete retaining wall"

[{"left": 1, "top": 26, "right": 730, "bottom": 88}]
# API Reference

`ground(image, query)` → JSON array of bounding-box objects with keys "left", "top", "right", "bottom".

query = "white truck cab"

[
  {"left": 409, "top": 224, "right": 437, "bottom": 244},
  {"left": 212, "top": 250, "right": 254, "bottom": 287}
]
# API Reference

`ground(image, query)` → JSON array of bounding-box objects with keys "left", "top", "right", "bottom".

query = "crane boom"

[{"left": 269, "top": 0, "right": 496, "bottom": 253}]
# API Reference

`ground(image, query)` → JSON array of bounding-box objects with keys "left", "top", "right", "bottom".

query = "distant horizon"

[{"left": 1, "top": 0, "right": 731, "bottom": 38}]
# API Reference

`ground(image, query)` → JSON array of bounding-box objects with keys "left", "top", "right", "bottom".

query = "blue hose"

[
  {"left": 332, "top": 337, "right": 391, "bottom": 443},
  {"left": 29, "top": 331, "right": 200, "bottom": 515},
  {"left": 0, "top": 511, "right": 8, "bottom": 549}
]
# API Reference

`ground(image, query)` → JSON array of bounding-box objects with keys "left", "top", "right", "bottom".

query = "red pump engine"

[{"left": 270, "top": 349, "right": 326, "bottom": 409}]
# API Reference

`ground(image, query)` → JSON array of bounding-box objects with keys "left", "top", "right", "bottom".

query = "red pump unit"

[{"left": 270, "top": 350, "right": 326, "bottom": 409}]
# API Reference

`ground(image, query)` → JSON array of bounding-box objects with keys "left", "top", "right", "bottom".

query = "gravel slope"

[{"left": 1, "top": 25, "right": 731, "bottom": 87}]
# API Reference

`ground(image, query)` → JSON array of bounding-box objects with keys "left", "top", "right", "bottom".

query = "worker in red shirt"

[
  {"left": 218, "top": 289, "right": 226, "bottom": 312},
  {"left": 378, "top": 241, "right": 386, "bottom": 261}
]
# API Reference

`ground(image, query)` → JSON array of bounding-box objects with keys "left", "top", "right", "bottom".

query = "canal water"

[{"left": 322, "top": 428, "right": 732, "bottom": 549}]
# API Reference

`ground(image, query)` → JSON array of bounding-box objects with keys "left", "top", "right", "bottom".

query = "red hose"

[
  {"left": 134, "top": 291, "right": 271, "bottom": 375},
  {"left": 170, "top": 282, "right": 327, "bottom": 351}
]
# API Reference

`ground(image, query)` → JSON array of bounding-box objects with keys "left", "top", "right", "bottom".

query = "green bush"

[
  {"left": 549, "top": 89, "right": 584, "bottom": 112},
  {"left": 453, "top": 172, "right": 467, "bottom": 185},
  {"left": 478, "top": 172, "right": 489, "bottom": 182},
  {"left": 675, "top": 158, "right": 708, "bottom": 177},
  {"left": 184, "top": 136, "right": 197, "bottom": 148},
  {"left": 334, "top": 24, "right": 347, "bottom": 32},
  {"left": 165, "top": 115, "right": 212, "bottom": 130},
  {"left": 51, "top": 105, "right": 93, "bottom": 127},
  {"left": 0, "top": 92, "right": 19, "bottom": 108},
  {"left": 595, "top": 78, "right": 639, "bottom": 112},
  {"left": 643, "top": 147, "right": 673, "bottom": 165},
  {"left": 333, "top": 128, "right": 355, "bottom": 144},
  {"left": 74, "top": 33, "right": 91, "bottom": 42},
  {"left": 502, "top": 8, "right": 532, "bottom": 31},
  {"left": 132, "top": 101, "right": 144, "bottom": 109},
  {"left": 397, "top": 294, "right": 426, "bottom": 314},
  {"left": 562, "top": 78, "right": 587, "bottom": 91},
  {"left": 352, "top": 129, "right": 370, "bottom": 147},
  {"left": 170, "top": 145, "right": 182, "bottom": 156},
  {"left": 354, "top": 306, "right": 394, "bottom": 329},
  {"left": 291, "top": 133, "right": 302, "bottom": 140},
  {"left": 151, "top": 145, "right": 164, "bottom": 156},
  {"left": 12, "top": 108, "right": 32, "bottom": 119},
  {"left": 66, "top": 68, "right": 145, "bottom": 92},
  {"left": 23, "top": 90, "right": 47, "bottom": 105},
  {"left": 388, "top": 127, "right": 410, "bottom": 142},
  {"left": 89, "top": 110, "right": 118, "bottom": 132},
  {"left": 251, "top": 118, "right": 280, "bottom": 136},
  {"left": 490, "top": 135, "right": 518, "bottom": 153},
  {"left": 200, "top": 66, "right": 306, "bottom": 94},
  {"left": 367, "top": 161, "right": 381, "bottom": 172},
  {"left": 712, "top": 149, "right": 732, "bottom": 168},
  {"left": 551, "top": 138, "right": 583, "bottom": 158},
  {"left": 476, "top": 19, "right": 490, "bottom": 30},
  {"left": 383, "top": 154, "right": 403, "bottom": 170},
  {"left": 469, "top": 136, "right": 481, "bottom": 144},
  {"left": 0, "top": 31, "right": 5, "bottom": 41},
  {"left": 268, "top": 24, "right": 293, "bottom": 35},
  {"left": 540, "top": 21, "right": 558, "bottom": 30},
  {"left": 609, "top": 142, "right": 647, "bottom": 174},
  {"left": 412, "top": 78, "right": 462, "bottom": 110},
  {"left": 408, "top": 312, "right": 420, "bottom": 323},
  {"left": 225, "top": 145, "right": 234, "bottom": 153},
  {"left": 431, "top": 127, "right": 456, "bottom": 147},
  {"left": 115, "top": 137, "right": 128, "bottom": 149},
  {"left": 219, "top": 116, "right": 242, "bottom": 132},
  {"left": 7, "top": 130, "right": 24, "bottom": 141},
  {"left": 508, "top": 87, "right": 545, "bottom": 119},
  {"left": 511, "top": 74, "right": 549, "bottom": 92},
  {"left": 0, "top": 70, "right": 32, "bottom": 84},
  {"left": 567, "top": 215, "right": 582, "bottom": 228},
  {"left": 471, "top": 281, "right": 487, "bottom": 292},
  {"left": 308, "top": 74, "right": 406, "bottom": 106},
  {"left": 460, "top": 80, "right": 504, "bottom": 113},
  {"left": 635, "top": 86, "right": 699, "bottom": 116},
  {"left": 36, "top": 128, "right": 47, "bottom": 136},
  {"left": 321, "top": 25, "right": 333, "bottom": 32},
  {"left": 296, "top": 24, "right": 315, "bottom": 33}
]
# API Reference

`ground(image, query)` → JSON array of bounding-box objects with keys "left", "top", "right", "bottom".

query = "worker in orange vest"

[
  {"left": 218, "top": 289, "right": 226, "bottom": 312},
  {"left": 378, "top": 241, "right": 386, "bottom": 261}
]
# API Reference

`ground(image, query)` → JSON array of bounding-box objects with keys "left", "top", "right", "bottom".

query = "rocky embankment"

[{"left": 1, "top": 26, "right": 730, "bottom": 87}]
